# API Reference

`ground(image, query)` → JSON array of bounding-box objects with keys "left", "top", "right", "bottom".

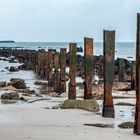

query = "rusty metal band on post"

[
  {"left": 68, "top": 43, "right": 77, "bottom": 99},
  {"left": 84, "top": 38, "right": 93, "bottom": 99},
  {"left": 102, "top": 30, "right": 115, "bottom": 118}
]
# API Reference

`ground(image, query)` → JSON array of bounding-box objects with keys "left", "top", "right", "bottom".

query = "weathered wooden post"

[
  {"left": 32, "top": 51, "right": 36, "bottom": 71},
  {"left": 44, "top": 52, "right": 49, "bottom": 81},
  {"left": 131, "top": 61, "right": 136, "bottom": 90},
  {"left": 40, "top": 50, "right": 46, "bottom": 79},
  {"left": 84, "top": 38, "right": 93, "bottom": 99},
  {"left": 99, "top": 55, "right": 104, "bottom": 79},
  {"left": 36, "top": 51, "right": 40, "bottom": 75},
  {"left": 119, "top": 58, "right": 125, "bottom": 82},
  {"left": 134, "top": 13, "right": 140, "bottom": 135},
  {"left": 48, "top": 50, "right": 54, "bottom": 93},
  {"left": 36, "top": 50, "right": 42, "bottom": 76},
  {"left": 53, "top": 52, "right": 60, "bottom": 93},
  {"left": 68, "top": 43, "right": 77, "bottom": 99},
  {"left": 102, "top": 30, "right": 115, "bottom": 118},
  {"left": 59, "top": 48, "right": 66, "bottom": 94}
]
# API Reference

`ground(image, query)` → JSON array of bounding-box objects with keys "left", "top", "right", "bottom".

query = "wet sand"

[{"left": 0, "top": 94, "right": 139, "bottom": 140}]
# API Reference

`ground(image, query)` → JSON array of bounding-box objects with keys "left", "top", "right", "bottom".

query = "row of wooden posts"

[
  {"left": 25, "top": 31, "right": 115, "bottom": 118},
  {"left": 4, "top": 13, "right": 140, "bottom": 135}
]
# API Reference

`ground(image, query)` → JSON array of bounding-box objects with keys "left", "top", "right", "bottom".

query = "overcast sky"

[{"left": 0, "top": 0, "right": 140, "bottom": 42}]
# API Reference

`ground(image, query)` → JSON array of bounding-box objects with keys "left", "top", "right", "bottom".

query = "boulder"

[
  {"left": 0, "top": 82, "right": 7, "bottom": 87},
  {"left": 1, "top": 92, "right": 19, "bottom": 100},
  {"left": 61, "top": 99, "right": 99, "bottom": 112},
  {"left": 9, "top": 66, "right": 18, "bottom": 72},
  {"left": 8, "top": 78, "right": 26, "bottom": 89}
]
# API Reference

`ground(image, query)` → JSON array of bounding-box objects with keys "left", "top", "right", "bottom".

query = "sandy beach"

[
  {"left": 0, "top": 93, "right": 138, "bottom": 140},
  {"left": 0, "top": 57, "right": 138, "bottom": 140}
]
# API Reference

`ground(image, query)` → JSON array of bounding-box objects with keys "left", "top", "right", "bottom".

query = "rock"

[
  {"left": 94, "top": 94, "right": 103, "bottom": 100},
  {"left": 0, "top": 85, "right": 16, "bottom": 90},
  {"left": 17, "top": 89, "right": 35, "bottom": 94},
  {"left": 115, "top": 102, "right": 135, "bottom": 106},
  {"left": 1, "top": 70, "right": 5, "bottom": 72},
  {"left": 84, "top": 123, "right": 114, "bottom": 128},
  {"left": 0, "top": 82, "right": 7, "bottom": 87},
  {"left": 34, "top": 80, "right": 48, "bottom": 85},
  {"left": 9, "top": 66, "right": 18, "bottom": 72},
  {"left": 20, "top": 97, "right": 28, "bottom": 102},
  {"left": 96, "top": 112, "right": 102, "bottom": 115},
  {"left": 49, "top": 92, "right": 60, "bottom": 97},
  {"left": 61, "top": 99, "right": 99, "bottom": 112},
  {"left": 118, "top": 122, "right": 134, "bottom": 129},
  {"left": 18, "top": 64, "right": 34, "bottom": 70},
  {"left": 10, "top": 78, "right": 21, "bottom": 82},
  {"left": 9, "top": 59, "right": 18, "bottom": 63},
  {"left": 40, "top": 89, "right": 48, "bottom": 95},
  {"left": 35, "top": 93, "right": 43, "bottom": 97},
  {"left": 77, "top": 47, "right": 83, "bottom": 52},
  {"left": 8, "top": 78, "right": 26, "bottom": 89},
  {"left": 5, "top": 67, "right": 9, "bottom": 70},
  {"left": 113, "top": 82, "right": 131, "bottom": 91},
  {"left": 1, "top": 100, "right": 18, "bottom": 104},
  {"left": 1, "top": 92, "right": 19, "bottom": 100},
  {"left": 52, "top": 104, "right": 63, "bottom": 109}
]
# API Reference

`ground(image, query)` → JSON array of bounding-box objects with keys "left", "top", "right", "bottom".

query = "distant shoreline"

[{"left": 0, "top": 41, "right": 15, "bottom": 43}]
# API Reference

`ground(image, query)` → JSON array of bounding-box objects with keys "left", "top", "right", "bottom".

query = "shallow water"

[
  {"left": 0, "top": 60, "right": 38, "bottom": 90},
  {"left": 97, "top": 98, "right": 136, "bottom": 126}
]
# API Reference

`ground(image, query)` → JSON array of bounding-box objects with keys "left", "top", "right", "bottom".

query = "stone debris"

[{"left": 118, "top": 122, "right": 134, "bottom": 129}]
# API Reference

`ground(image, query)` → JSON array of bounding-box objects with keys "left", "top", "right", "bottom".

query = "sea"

[{"left": 0, "top": 42, "right": 136, "bottom": 60}]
